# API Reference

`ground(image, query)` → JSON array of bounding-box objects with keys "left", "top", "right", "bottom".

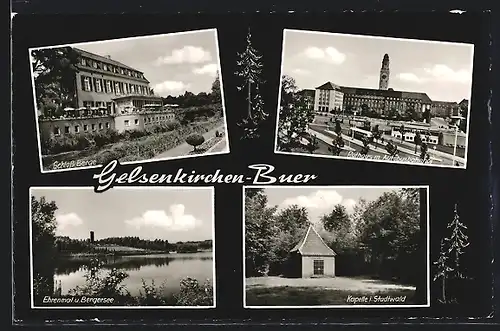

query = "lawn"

[
  {"left": 245, "top": 276, "right": 420, "bottom": 306},
  {"left": 246, "top": 286, "right": 417, "bottom": 306}
]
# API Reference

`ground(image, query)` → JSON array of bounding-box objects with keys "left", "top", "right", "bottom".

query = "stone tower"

[
  {"left": 90, "top": 231, "right": 95, "bottom": 243},
  {"left": 379, "top": 54, "right": 390, "bottom": 90}
]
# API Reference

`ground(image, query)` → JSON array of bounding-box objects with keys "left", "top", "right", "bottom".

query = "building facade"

[
  {"left": 430, "top": 100, "right": 460, "bottom": 118},
  {"left": 314, "top": 82, "right": 344, "bottom": 113},
  {"left": 37, "top": 47, "right": 177, "bottom": 141},
  {"left": 341, "top": 87, "right": 432, "bottom": 116},
  {"left": 288, "top": 225, "right": 336, "bottom": 278},
  {"left": 74, "top": 48, "right": 154, "bottom": 113},
  {"left": 313, "top": 54, "right": 432, "bottom": 117}
]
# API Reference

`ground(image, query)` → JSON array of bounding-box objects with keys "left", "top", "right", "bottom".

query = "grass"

[{"left": 245, "top": 286, "right": 416, "bottom": 306}]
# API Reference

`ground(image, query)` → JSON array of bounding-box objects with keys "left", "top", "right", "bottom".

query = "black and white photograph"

[
  {"left": 243, "top": 186, "right": 429, "bottom": 308},
  {"left": 30, "top": 29, "right": 229, "bottom": 173},
  {"left": 275, "top": 29, "right": 474, "bottom": 168},
  {"left": 29, "top": 186, "right": 215, "bottom": 308}
]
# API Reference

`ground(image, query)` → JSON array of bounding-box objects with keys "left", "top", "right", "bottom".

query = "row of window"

[
  {"left": 82, "top": 101, "right": 113, "bottom": 109},
  {"left": 80, "top": 57, "right": 145, "bottom": 80},
  {"left": 123, "top": 114, "right": 175, "bottom": 127},
  {"left": 53, "top": 122, "right": 111, "bottom": 135},
  {"left": 81, "top": 75, "right": 151, "bottom": 95}
]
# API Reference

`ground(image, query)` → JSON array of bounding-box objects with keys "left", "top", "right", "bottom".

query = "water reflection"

[{"left": 34, "top": 252, "right": 214, "bottom": 298}]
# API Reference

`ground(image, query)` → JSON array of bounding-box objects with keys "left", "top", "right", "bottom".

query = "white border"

[
  {"left": 28, "top": 28, "right": 231, "bottom": 174},
  {"left": 242, "top": 185, "right": 431, "bottom": 309},
  {"left": 273, "top": 28, "right": 475, "bottom": 170},
  {"left": 29, "top": 186, "right": 217, "bottom": 309}
]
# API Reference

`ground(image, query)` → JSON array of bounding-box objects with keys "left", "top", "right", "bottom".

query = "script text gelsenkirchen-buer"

[{"left": 93, "top": 160, "right": 318, "bottom": 193}]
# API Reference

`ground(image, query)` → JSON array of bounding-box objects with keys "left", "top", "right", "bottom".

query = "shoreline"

[{"left": 58, "top": 249, "right": 213, "bottom": 258}]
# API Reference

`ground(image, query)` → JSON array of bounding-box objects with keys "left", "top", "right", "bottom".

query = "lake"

[{"left": 53, "top": 251, "right": 214, "bottom": 296}]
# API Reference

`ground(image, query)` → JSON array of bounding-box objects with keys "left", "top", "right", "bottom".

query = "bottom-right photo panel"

[{"left": 243, "top": 185, "right": 429, "bottom": 309}]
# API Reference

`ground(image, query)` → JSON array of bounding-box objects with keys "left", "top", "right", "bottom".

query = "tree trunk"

[
  {"left": 247, "top": 79, "right": 252, "bottom": 120},
  {"left": 442, "top": 275, "right": 446, "bottom": 303}
]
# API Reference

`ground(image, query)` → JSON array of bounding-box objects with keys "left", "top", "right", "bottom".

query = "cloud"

[
  {"left": 290, "top": 68, "right": 311, "bottom": 75},
  {"left": 124, "top": 204, "right": 202, "bottom": 231},
  {"left": 192, "top": 63, "right": 218, "bottom": 76},
  {"left": 342, "top": 199, "right": 357, "bottom": 213},
  {"left": 280, "top": 190, "right": 357, "bottom": 213},
  {"left": 397, "top": 64, "right": 472, "bottom": 85},
  {"left": 154, "top": 46, "right": 212, "bottom": 65},
  {"left": 153, "top": 80, "right": 190, "bottom": 95},
  {"left": 398, "top": 72, "right": 424, "bottom": 83},
  {"left": 303, "top": 46, "right": 346, "bottom": 65},
  {"left": 56, "top": 213, "right": 84, "bottom": 229},
  {"left": 423, "top": 64, "right": 472, "bottom": 84}
]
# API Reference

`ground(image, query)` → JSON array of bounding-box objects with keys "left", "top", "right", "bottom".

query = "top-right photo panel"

[{"left": 275, "top": 29, "right": 474, "bottom": 169}]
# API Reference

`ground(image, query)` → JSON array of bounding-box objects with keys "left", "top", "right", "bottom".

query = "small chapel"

[{"left": 288, "top": 224, "right": 336, "bottom": 278}]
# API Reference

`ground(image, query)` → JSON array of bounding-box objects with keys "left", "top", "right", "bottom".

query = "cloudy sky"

[
  {"left": 67, "top": 29, "right": 220, "bottom": 97},
  {"left": 31, "top": 187, "right": 214, "bottom": 242},
  {"left": 262, "top": 186, "right": 400, "bottom": 224},
  {"left": 282, "top": 29, "right": 475, "bottom": 102}
]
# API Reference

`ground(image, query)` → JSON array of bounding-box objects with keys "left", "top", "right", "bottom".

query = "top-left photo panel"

[{"left": 29, "top": 28, "right": 229, "bottom": 173}]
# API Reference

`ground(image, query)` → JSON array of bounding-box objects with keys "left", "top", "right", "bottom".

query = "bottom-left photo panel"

[{"left": 29, "top": 186, "right": 216, "bottom": 309}]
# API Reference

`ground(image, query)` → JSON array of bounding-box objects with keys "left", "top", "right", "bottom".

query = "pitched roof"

[
  {"left": 290, "top": 225, "right": 336, "bottom": 256},
  {"left": 315, "top": 82, "right": 341, "bottom": 91},
  {"left": 73, "top": 47, "right": 141, "bottom": 72}
]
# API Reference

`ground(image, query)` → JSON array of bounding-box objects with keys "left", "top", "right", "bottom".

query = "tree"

[
  {"left": 31, "top": 195, "right": 58, "bottom": 251},
  {"left": 360, "top": 136, "right": 370, "bottom": 155},
  {"left": 31, "top": 47, "right": 80, "bottom": 112},
  {"left": 185, "top": 134, "right": 205, "bottom": 151},
  {"left": 305, "top": 135, "right": 319, "bottom": 154},
  {"left": 422, "top": 108, "right": 431, "bottom": 124},
  {"left": 359, "top": 190, "right": 420, "bottom": 281},
  {"left": 272, "top": 205, "right": 310, "bottom": 274},
  {"left": 236, "top": 28, "right": 267, "bottom": 138},
  {"left": 277, "top": 75, "right": 314, "bottom": 151},
  {"left": 399, "top": 125, "right": 405, "bottom": 142},
  {"left": 388, "top": 107, "right": 398, "bottom": 119},
  {"left": 245, "top": 190, "right": 278, "bottom": 276},
  {"left": 420, "top": 142, "right": 430, "bottom": 162},
  {"left": 372, "top": 124, "right": 382, "bottom": 143},
  {"left": 446, "top": 204, "right": 469, "bottom": 280},
  {"left": 414, "top": 132, "right": 422, "bottom": 154},
  {"left": 328, "top": 135, "right": 345, "bottom": 156},
  {"left": 433, "top": 239, "right": 453, "bottom": 303},
  {"left": 334, "top": 120, "right": 342, "bottom": 135},
  {"left": 385, "top": 141, "right": 398, "bottom": 157},
  {"left": 31, "top": 195, "right": 58, "bottom": 299},
  {"left": 361, "top": 104, "right": 369, "bottom": 117},
  {"left": 210, "top": 73, "right": 222, "bottom": 104},
  {"left": 321, "top": 204, "right": 354, "bottom": 253}
]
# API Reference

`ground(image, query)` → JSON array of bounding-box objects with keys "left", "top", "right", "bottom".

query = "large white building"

[{"left": 314, "top": 82, "right": 344, "bottom": 113}]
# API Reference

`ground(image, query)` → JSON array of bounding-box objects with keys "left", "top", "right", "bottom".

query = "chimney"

[{"left": 90, "top": 231, "right": 95, "bottom": 243}]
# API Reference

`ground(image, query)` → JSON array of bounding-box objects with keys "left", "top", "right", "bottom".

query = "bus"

[{"left": 348, "top": 127, "right": 373, "bottom": 141}]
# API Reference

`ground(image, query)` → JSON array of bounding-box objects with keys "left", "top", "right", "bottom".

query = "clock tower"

[{"left": 379, "top": 54, "right": 390, "bottom": 90}]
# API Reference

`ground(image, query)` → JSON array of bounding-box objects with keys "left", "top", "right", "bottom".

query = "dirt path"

[
  {"left": 246, "top": 276, "right": 415, "bottom": 293},
  {"left": 153, "top": 124, "right": 226, "bottom": 159}
]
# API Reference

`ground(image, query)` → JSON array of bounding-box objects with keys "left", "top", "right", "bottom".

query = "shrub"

[
  {"left": 185, "top": 134, "right": 205, "bottom": 151},
  {"left": 67, "top": 258, "right": 133, "bottom": 304},
  {"left": 215, "top": 130, "right": 219, "bottom": 137},
  {"left": 175, "top": 277, "right": 213, "bottom": 306}
]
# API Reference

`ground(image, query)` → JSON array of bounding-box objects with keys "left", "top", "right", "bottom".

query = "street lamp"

[{"left": 452, "top": 125, "right": 458, "bottom": 166}]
